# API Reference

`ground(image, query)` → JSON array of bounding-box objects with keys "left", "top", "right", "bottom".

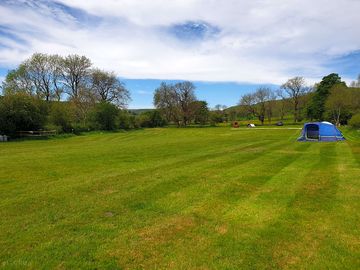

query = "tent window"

[{"left": 306, "top": 124, "right": 319, "bottom": 140}]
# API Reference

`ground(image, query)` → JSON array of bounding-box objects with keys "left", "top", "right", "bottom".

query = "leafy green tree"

[
  {"left": 90, "top": 69, "right": 130, "bottom": 107},
  {"left": 209, "top": 110, "right": 224, "bottom": 126},
  {"left": 174, "top": 81, "right": 197, "bottom": 126},
  {"left": 154, "top": 82, "right": 180, "bottom": 124},
  {"left": 2, "top": 64, "right": 34, "bottom": 96},
  {"left": 325, "top": 84, "right": 352, "bottom": 126},
  {"left": 61, "top": 55, "right": 92, "bottom": 99},
  {"left": 0, "top": 94, "right": 46, "bottom": 135},
  {"left": 2, "top": 54, "right": 63, "bottom": 101},
  {"left": 154, "top": 81, "right": 197, "bottom": 126},
  {"left": 193, "top": 101, "right": 209, "bottom": 125},
  {"left": 308, "top": 73, "right": 345, "bottom": 120},
  {"left": 349, "top": 113, "right": 360, "bottom": 128}
]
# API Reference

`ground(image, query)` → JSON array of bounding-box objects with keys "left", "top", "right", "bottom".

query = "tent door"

[{"left": 306, "top": 124, "right": 319, "bottom": 140}]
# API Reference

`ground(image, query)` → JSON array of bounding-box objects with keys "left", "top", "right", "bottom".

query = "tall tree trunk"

[{"left": 294, "top": 99, "right": 299, "bottom": 123}]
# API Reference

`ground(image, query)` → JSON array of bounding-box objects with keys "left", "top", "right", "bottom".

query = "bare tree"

[
  {"left": 254, "top": 87, "right": 271, "bottom": 125},
  {"left": 239, "top": 88, "right": 272, "bottom": 125},
  {"left": 49, "top": 55, "right": 64, "bottom": 101},
  {"left": 276, "top": 88, "right": 288, "bottom": 120},
  {"left": 350, "top": 74, "right": 360, "bottom": 88},
  {"left": 239, "top": 93, "right": 257, "bottom": 118},
  {"left": 281, "top": 77, "right": 309, "bottom": 122},
  {"left": 90, "top": 69, "right": 130, "bottom": 108},
  {"left": 266, "top": 90, "right": 277, "bottom": 124},
  {"left": 61, "top": 55, "right": 92, "bottom": 99}
]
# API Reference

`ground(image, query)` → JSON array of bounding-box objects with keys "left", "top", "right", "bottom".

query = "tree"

[
  {"left": 138, "top": 110, "right": 167, "bottom": 128},
  {"left": 275, "top": 88, "right": 288, "bottom": 120},
  {"left": 254, "top": 87, "right": 271, "bottom": 125},
  {"left": 239, "top": 88, "right": 272, "bottom": 125},
  {"left": 154, "top": 81, "right": 198, "bottom": 126},
  {"left": 350, "top": 87, "right": 360, "bottom": 111},
  {"left": 266, "top": 91, "right": 277, "bottom": 124},
  {"left": 2, "top": 64, "right": 34, "bottom": 96},
  {"left": 70, "top": 87, "right": 96, "bottom": 126},
  {"left": 90, "top": 69, "right": 130, "bottom": 108},
  {"left": 174, "top": 81, "right": 197, "bottom": 126},
  {"left": 48, "top": 102, "right": 73, "bottom": 132},
  {"left": 3, "top": 54, "right": 64, "bottom": 101},
  {"left": 24, "top": 53, "right": 54, "bottom": 101},
  {"left": 325, "top": 84, "right": 352, "bottom": 126},
  {"left": 89, "top": 101, "right": 119, "bottom": 130},
  {"left": 0, "top": 93, "right": 46, "bottom": 135},
  {"left": 154, "top": 82, "right": 180, "bottom": 124},
  {"left": 193, "top": 101, "right": 209, "bottom": 125},
  {"left": 308, "top": 73, "right": 345, "bottom": 120},
  {"left": 350, "top": 74, "right": 360, "bottom": 88},
  {"left": 239, "top": 93, "right": 257, "bottom": 119},
  {"left": 61, "top": 55, "right": 92, "bottom": 99},
  {"left": 209, "top": 110, "right": 224, "bottom": 126},
  {"left": 281, "top": 77, "right": 309, "bottom": 122},
  {"left": 349, "top": 113, "right": 360, "bottom": 128},
  {"left": 48, "top": 55, "right": 64, "bottom": 101}
]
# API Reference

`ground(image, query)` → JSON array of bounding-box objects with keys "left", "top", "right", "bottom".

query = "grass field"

[{"left": 1, "top": 127, "right": 359, "bottom": 269}]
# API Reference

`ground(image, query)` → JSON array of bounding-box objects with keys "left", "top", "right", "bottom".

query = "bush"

[
  {"left": 89, "top": 102, "right": 119, "bottom": 130},
  {"left": 48, "top": 102, "right": 73, "bottom": 133},
  {"left": 0, "top": 94, "right": 47, "bottom": 135},
  {"left": 349, "top": 113, "right": 360, "bottom": 129},
  {"left": 209, "top": 111, "right": 224, "bottom": 126},
  {"left": 118, "top": 111, "right": 140, "bottom": 130},
  {"left": 138, "top": 110, "right": 167, "bottom": 128}
]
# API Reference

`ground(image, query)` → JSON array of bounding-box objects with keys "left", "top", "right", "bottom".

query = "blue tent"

[{"left": 298, "top": 122, "right": 345, "bottom": 142}]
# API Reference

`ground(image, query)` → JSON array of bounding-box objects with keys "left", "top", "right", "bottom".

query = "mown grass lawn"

[{"left": 0, "top": 127, "right": 359, "bottom": 269}]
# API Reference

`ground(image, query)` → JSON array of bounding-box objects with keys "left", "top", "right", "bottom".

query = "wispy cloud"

[
  {"left": 137, "top": 90, "right": 152, "bottom": 95},
  {"left": 0, "top": 0, "right": 359, "bottom": 84}
]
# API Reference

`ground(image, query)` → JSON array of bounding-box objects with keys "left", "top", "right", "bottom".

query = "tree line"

[
  {"left": 238, "top": 74, "right": 360, "bottom": 127},
  {"left": 1, "top": 52, "right": 360, "bottom": 136},
  {"left": 0, "top": 53, "right": 165, "bottom": 136}
]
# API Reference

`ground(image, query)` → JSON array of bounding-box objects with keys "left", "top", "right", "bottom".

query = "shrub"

[
  {"left": 349, "top": 113, "right": 360, "bottom": 129},
  {"left": 209, "top": 111, "right": 224, "bottom": 126},
  {"left": 89, "top": 102, "right": 119, "bottom": 130},
  {"left": 138, "top": 110, "right": 167, "bottom": 128},
  {"left": 48, "top": 102, "right": 73, "bottom": 133},
  {"left": 118, "top": 110, "right": 140, "bottom": 130},
  {"left": 0, "top": 94, "right": 47, "bottom": 135}
]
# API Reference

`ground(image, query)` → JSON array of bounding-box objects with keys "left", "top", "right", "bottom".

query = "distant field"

[{"left": 0, "top": 127, "right": 359, "bottom": 269}]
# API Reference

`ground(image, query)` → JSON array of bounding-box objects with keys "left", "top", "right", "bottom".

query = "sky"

[{"left": 0, "top": 0, "right": 359, "bottom": 108}]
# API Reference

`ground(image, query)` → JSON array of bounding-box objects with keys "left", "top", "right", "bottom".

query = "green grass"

[{"left": 0, "top": 127, "right": 359, "bottom": 269}]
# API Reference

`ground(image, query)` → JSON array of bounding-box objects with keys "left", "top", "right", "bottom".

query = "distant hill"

[{"left": 129, "top": 109, "right": 155, "bottom": 115}]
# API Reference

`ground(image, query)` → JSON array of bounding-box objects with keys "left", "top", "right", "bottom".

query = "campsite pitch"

[{"left": 0, "top": 127, "right": 359, "bottom": 269}]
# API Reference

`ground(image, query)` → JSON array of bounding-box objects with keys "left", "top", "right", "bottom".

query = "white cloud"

[
  {"left": 137, "top": 90, "right": 152, "bottom": 95},
  {"left": 0, "top": 0, "right": 359, "bottom": 85}
]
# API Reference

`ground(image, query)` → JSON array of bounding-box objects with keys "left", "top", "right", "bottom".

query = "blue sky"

[{"left": 0, "top": 0, "right": 359, "bottom": 108}]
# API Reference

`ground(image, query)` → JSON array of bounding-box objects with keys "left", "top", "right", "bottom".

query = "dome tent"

[{"left": 297, "top": 122, "right": 345, "bottom": 142}]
